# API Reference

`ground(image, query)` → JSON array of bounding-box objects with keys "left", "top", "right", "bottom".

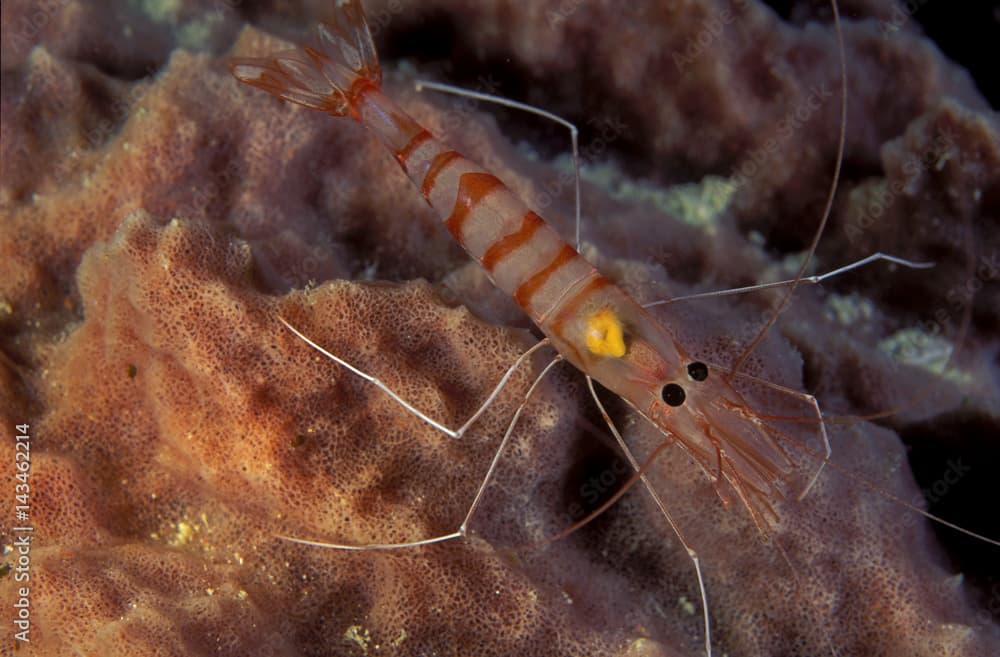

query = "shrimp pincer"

[{"left": 231, "top": 2, "right": 999, "bottom": 655}]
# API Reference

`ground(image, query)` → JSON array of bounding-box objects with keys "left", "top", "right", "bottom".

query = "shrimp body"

[
  {"left": 231, "top": 0, "right": 790, "bottom": 530},
  {"left": 398, "top": 112, "right": 792, "bottom": 519}
]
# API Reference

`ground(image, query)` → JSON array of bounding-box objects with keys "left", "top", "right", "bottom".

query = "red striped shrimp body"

[{"left": 233, "top": 2, "right": 789, "bottom": 535}]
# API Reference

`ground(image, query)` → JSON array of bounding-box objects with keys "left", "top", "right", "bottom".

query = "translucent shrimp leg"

[
  {"left": 585, "top": 377, "right": 714, "bottom": 657},
  {"left": 697, "top": 362, "right": 831, "bottom": 500},
  {"left": 278, "top": 355, "right": 564, "bottom": 550},
  {"left": 279, "top": 315, "right": 550, "bottom": 440},
  {"left": 725, "top": 367, "right": 1000, "bottom": 548}
]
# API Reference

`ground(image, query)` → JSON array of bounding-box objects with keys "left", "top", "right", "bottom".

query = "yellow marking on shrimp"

[{"left": 585, "top": 308, "right": 626, "bottom": 357}]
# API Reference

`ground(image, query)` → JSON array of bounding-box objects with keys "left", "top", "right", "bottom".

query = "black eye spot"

[
  {"left": 687, "top": 361, "right": 708, "bottom": 382},
  {"left": 661, "top": 382, "right": 686, "bottom": 407}
]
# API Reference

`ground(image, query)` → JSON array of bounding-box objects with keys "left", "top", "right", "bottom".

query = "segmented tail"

[{"left": 230, "top": 0, "right": 380, "bottom": 118}]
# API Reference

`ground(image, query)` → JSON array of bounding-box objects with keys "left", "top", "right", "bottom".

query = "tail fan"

[{"left": 230, "top": 0, "right": 381, "bottom": 117}]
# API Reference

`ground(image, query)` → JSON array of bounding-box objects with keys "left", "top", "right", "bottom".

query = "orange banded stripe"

[
  {"left": 347, "top": 77, "right": 379, "bottom": 105},
  {"left": 481, "top": 211, "right": 545, "bottom": 272},
  {"left": 395, "top": 129, "right": 432, "bottom": 169},
  {"left": 513, "top": 244, "right": 577, "bottom": 308},
  {"left": 421, "top": 150, "right": 461, "bottom": 198},
  {"left": 344, "top": 78, "right": 379, "bottom": 120},
  {"left": 549, "top": 274, "right": 611, "bottom": 336},
  {"left": 446, "top": 172, "right": 504, "bottom": 239}
]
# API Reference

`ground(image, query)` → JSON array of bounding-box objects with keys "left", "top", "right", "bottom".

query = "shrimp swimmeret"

[{"left": 231, "top": 1, "right": 999, "bottom": 655}]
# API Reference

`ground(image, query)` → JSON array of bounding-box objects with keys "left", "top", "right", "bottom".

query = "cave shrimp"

[{"left": 231, "top": 1, "right": 999, "bottom": 655}]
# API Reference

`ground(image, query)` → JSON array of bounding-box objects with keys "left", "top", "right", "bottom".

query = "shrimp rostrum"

[{"left": 231, "top": 1, "right": 999, "bottom": 655}]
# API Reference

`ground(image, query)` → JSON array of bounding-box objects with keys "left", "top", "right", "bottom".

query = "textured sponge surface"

[{"left": 2, "top": 1, "right": 999, "bottom": 656}]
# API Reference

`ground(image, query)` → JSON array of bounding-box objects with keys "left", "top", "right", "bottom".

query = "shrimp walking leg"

[
  {"left": 278, "top": 355, "right": 563, "bottom": 551},
  {"left": 279, "top": 316, "right": 551, "bottom": 440},
  {"left": 709, "top": 365, "right": 832, "bottom": 500},
  {"left": 585, "top": 375, "right": 714, "bottom": 657}
]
